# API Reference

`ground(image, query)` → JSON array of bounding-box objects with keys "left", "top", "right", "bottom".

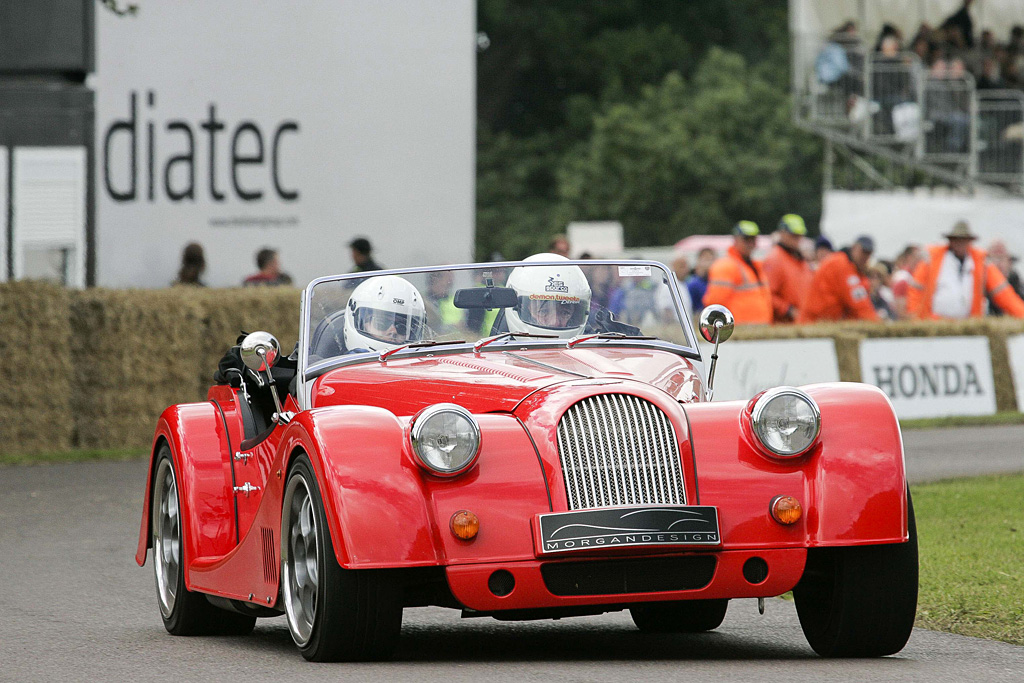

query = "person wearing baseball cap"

[
  {"left": 908, "top": 220, "right": 1024, "bottom": 318},
  {"left": 798, "top": 234, "right": 879, "bottom": 322},
  {"left": 703, "top": 221, "right": 772, "bottom": 324},
  {"left": 763, "top": 214, "right": 813, "bottom": 322}
]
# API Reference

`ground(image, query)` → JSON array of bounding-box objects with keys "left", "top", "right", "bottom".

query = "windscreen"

[{"left": 304, "top": 262, "right": 695, "bottom": 367}]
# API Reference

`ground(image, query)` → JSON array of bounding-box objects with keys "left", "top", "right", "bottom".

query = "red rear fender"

[{"left": 135, "top": 402, "right": 236, "bottom": 567}]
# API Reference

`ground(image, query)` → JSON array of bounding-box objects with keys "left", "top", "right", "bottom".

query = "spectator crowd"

[
  {"left": 816, "top": 1, "right": 1024, "bottom": 157},
  {"left": 686, "top": 213, "right": 1024, "bottom": 326}
]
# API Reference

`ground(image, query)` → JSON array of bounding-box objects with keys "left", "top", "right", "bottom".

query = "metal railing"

[
  {"left": 977, "top": 90, "right": 1024, "bottom": 189},
  {"left": 922, "top": 75, "right": 977, "bottom": 169},
  {"left": 793, "top": 33, "right": 1024, "bottom": 193}
]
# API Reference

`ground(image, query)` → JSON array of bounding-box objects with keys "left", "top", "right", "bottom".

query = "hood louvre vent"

[{"left": 557, "top": 394, "right": 685, "bottom": 510}]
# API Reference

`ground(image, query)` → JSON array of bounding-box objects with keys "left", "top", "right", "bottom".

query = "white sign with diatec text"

[{"left": 859, "top": 336, "right": 995, "bottom": 418}]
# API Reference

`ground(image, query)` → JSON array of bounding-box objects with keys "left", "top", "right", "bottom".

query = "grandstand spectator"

[
  {"left": 704, "top": 221, "right": 772, "bottom": 325},
  {"left": 890, "top": 244, "right": 924, "bottom": 319},
  {"left": 978, "top": 56, "right": 1005, "bottom": 89},
  {"left": 798, "top": 236, "right": 879, "bottom": 323},
  {"left": 817, "top": 21, "right": 862, "bottom": 96},
  {"left": 940, "top": 0, "right": 975, "bottom": 50},
  {"left": 927, "top": 57, "right": 972, "bottom": 153},
  {"left": 686, "top": 247, "right": 715, "bottom": 312},
  {"left": 908, "top": 221, "right": 1024, "bottom": 319},
  {"left": 763, "top": 214, "right": 813, "bottom": 323},
  {"left": 911, "top": 35, "right": 932, "bottom": 63}
]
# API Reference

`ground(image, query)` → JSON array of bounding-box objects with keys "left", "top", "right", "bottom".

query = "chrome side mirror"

[
  {"left": 240, "top": 331, "right": 281, "bottom": 381},
  {"left": 699, "top": 305, "right": 735, "bottom": 344},
  {"left": 239, "top": 331, "right": 292, "bottom": 424},
  {"left": 698, "top": 305, "right": 734, "bottom": 401}
]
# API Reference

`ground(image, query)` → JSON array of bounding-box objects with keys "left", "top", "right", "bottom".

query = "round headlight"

[
  {"left": 410, "top": 404, "right": 481, "bottom": 476},
  {"left": 750, "top": 387, "right": 821, "bottom": 457}
]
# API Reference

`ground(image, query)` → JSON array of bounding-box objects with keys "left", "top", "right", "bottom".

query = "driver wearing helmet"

[
  {"left": 505, "top": 254, "right": 592, "bottom": 338},
  {"left": 342, "top": 275, "right": 426, "bottom": 353}
]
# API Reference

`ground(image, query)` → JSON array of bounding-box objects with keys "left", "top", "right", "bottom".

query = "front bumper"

[{"left": 446, "top": 547, "right": 806, "bottom": 612}]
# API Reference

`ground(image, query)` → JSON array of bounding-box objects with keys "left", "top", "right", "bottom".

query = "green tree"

[
  {"left": 556, "top": 48, "right": 821, "bottom": 247},
  {"left": 475, "top": 1, "right": 821, "bottom": 258}
]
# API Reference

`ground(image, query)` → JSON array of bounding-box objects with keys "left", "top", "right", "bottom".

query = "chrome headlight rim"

[
  {"left": 750, "top": 386, "right": 821, "bottom": 458},
  {"left": 410, "top": 403, "right": 482, "bottom": 476}
]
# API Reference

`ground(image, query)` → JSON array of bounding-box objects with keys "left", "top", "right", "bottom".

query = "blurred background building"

[{"left": 1, "top": 0, "right": 475, "bottom": 287}]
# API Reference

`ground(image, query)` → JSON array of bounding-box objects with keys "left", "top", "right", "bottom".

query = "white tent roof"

[{"left": 790, "top": 0, "right": 1024, "bottom": 43}]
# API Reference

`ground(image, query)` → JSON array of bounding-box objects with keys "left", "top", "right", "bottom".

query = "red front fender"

[
  {"left": 685, "top": 382, "right": 907, "bottom": 548},
  {"left": 284, "top": 406, "right": 443, "bottom": 569}
]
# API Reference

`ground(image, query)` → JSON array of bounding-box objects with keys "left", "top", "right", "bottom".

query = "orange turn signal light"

[
  {"left": 770, "top": 495, "right": 802, "bottom": 525},
  {"left": 450, "top": 510, "right": 480, "bottom": 540}
]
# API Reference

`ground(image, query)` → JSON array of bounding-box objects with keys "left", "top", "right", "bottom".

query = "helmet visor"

[
  {"left": 355, "top": 307, "right": 425, "bottom": 344},
  {"left": 518, "top": 295, "right": 589, "bottom": 331}
]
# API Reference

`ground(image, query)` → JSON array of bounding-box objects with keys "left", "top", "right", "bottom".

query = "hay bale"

[
  {"left": 189, "top": 287, "right": 300, "bottom": 397},
  {"left": 70, "top": 289, "right": 204, "bottom": 448},
  {"left": 0, "top": 282, "right": 72, "bottom": 455}
]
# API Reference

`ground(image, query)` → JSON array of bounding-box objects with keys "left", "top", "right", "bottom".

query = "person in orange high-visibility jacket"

[
  {"left": 798, "top": 235, "right": 879, "bottom": 322},
  {"left": 763, "top": 214, "right": 814, "bottom": 322},
  {"left": 908, "top": 220, "right": 1024, "bottom": 319},
  {"left": 704, "top": 221, "right": 773, "bottom": 324}
]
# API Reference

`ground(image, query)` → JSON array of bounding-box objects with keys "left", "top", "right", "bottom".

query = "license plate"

[{"left": 536, "top": 505, "right": 720, "bottom": 554}]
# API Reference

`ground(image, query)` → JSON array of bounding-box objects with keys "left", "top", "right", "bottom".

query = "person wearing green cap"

[
  {"left": 763, "top": 214, "right": 813, "bottom": 323},
  {"left": 704, "top": 221, "right": 772, "bottom": 325}
]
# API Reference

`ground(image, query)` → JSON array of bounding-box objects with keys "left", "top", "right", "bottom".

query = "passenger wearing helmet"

[
  {"left": 342, "top": 275, "right": 426, "bottom": 353},
  {"left": 506, "top": 254, "right": 592, "bottom": 338}
]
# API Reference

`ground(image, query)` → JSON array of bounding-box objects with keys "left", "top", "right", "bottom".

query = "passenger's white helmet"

[
  {"left": 343, "top": 275, "right": 426, "bottom": 352},
  {"left": 505, "top": 253, "right": 591, "bottom": 338}
]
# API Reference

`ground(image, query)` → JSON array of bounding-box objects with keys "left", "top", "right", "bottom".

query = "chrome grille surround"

[{"left": 557, "top": 393, "right": 685, "bottom": 510}]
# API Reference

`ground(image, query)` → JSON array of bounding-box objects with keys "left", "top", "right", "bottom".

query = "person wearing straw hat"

[
  {"left": 763, "top": 214, "right": 813, "bottom": 323},
  {"left": 704, "top": 221, "right": 772, "bottom": 325},
  {"left": 907, "top": 220, "right": 1024, "bottom": 319}
]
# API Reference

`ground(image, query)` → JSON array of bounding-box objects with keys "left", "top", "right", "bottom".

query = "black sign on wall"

[{"left": 0, "top": 0, "right": 95, "bottom": 284}]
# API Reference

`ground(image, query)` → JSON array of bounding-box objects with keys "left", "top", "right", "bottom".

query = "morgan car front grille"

[{"left": 556, "top": 393, "right": 685, "bottom": 509}]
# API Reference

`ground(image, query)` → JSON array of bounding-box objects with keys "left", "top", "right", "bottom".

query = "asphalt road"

[{"left": 1, "top": 426, "right": 1022, "bottom": 682}]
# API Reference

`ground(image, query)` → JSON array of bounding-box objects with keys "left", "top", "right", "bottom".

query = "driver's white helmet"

[
  {"left": 343, "top": 275, "right": 426, "bottom": 352},
  {"left": 506, "top": 253, "right": 591, "bottom": 338}
]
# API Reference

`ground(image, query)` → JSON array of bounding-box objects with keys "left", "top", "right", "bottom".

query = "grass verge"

[
  {"left": 913, "top": 474, "right": 1024, "bottom": 645},
  {"left": 900, "top": 411, "right": 1024, "bottom": 430},
  {"left": 0, "top": 447, "right": 148, "bottom": 467}
]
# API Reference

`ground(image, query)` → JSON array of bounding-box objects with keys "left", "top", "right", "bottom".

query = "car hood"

[{"left": 310, "top": 346, "right": 702, "bottom": 415}]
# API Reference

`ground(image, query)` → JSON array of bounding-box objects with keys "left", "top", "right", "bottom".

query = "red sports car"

[{"left": 136, "top": 258, "right": 917, "bottom": 661}]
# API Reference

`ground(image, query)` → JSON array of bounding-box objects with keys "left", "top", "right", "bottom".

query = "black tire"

[
  {"left": 630, "top": 599, "right": 729, "bottom": 633},
  {"left": 151, "top": 445, "right": 256, "bottom": 636},
  {"left": 282, "top": 454, "right": 403, "bottom": 662},
  {"left": 794, "top": 492, "right": 918, "bottom": 657}
]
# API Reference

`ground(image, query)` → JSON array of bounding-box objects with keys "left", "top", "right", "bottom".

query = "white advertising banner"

[
  {"left": 698, "top": 338, "right": 840, "bottom": 402},
  {"left": 1006, "top": 334, "right": 1024, "bottom": 412},
  {"left": 859, "top": 336, "right": 996, "bottom": 419},
  {"left": 94, "top": 1, "right": 474, "bottom": 288}
]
